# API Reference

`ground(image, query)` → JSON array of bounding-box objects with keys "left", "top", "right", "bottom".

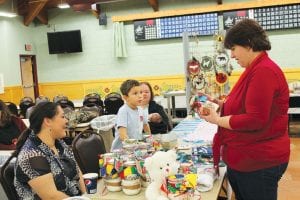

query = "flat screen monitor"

[{"left": 47, "top": 30, "right": 82, "bottom": 54}]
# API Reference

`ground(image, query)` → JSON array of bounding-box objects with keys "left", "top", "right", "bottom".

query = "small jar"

[
  {"left": 103, "top": 152, "right": 117, "bottom": 161},
  {"left": 104, "top": 177, "right": 122, "bottom": 192},
  {"left": 124, "top": 161, "right": 138, "bottom": 175},
  {"left": 122, "top": 177, "right": 141, "bottom": 195},
  {"left": 167, "top": 174, "right": 186, "bottom": 196},
  {"left": 135, "top": 159, "right": 150, "bottom": 188},
  {"left": 140, "top": 174, "right": 150, "bottom": 188}
]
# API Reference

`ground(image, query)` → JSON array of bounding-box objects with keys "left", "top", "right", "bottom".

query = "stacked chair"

[
  {"left": 19, "top": 97, "right": 35, "bottom": 118},
  {"left": 81, "top": 93, "right": 104, "bottom": 116},
  {"left": 104, "top": 92, "right": 124, "bottom": 115},
  {"left": 53, "top": 95, "right": 75, "bottom": 114},
  {"left": 26, "top": 95, "right": 50, "bottom": 119}
]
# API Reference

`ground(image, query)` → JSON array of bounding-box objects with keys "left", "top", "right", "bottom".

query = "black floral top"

[{"left": 14, "top": 132, "right": 82, "bottom": 199}]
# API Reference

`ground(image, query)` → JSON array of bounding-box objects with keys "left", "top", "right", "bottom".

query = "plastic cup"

[{"left": 83, "top": 173, "right": 98, "bottom": 194}]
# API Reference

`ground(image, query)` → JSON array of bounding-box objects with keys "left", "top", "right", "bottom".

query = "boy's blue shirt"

[{"left": 111, "top": 103, "right": 148, "bottom": 151}]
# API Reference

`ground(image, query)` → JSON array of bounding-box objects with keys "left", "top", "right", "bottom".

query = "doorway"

[{"left": 19, "top": 55, "right": 39, "bottom": 101}]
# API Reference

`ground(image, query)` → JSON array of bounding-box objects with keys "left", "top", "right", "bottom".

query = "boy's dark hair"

[
  {"left": 224, "top": 19, "right": 271, "bottom": 51},
  {"left": 120, "top": 79, "right": 140, "bottom": 96}
]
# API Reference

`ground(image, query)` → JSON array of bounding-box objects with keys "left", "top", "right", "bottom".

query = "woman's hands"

[
  {"left": 197, "top": 106, "right": 220, "bottom": 125},
  {"left": 196, "top": 91, "right": 223, "bottom": 109},
  {"left": 198, "top": 106, "right": 232, "bottom": 130},
  {"left": 148, "top": 113, "right": 162, "bottom": 123}
]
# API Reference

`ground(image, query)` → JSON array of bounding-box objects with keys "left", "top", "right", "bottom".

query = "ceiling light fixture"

[
  {"left": 0, "top": 11, "right": 17, "bottom": 18},
  {"left": 0, "top": 0, "right": 17, "bottom": 18},
  {"left": 58, "top": 0, "right": 70, "bottom": 9}
]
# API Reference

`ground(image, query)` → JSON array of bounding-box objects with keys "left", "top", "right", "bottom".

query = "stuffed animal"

[{"left": 144, "top": 150, "right": 179, "bottom": 200}]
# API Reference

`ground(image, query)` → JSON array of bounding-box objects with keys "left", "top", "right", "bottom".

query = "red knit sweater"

[{"left": 215, "top": 52, "right": 290, "bottom": 172}]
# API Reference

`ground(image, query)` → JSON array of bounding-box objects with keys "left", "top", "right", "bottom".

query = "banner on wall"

[
  {"left": 0, "top": 73, "right": 4, "bottom": 94},
  {"left": 134, "top": 13, "right": 219, "bottom": 41},
  {"left": 223, "top": 10, "right": 252, "bottom": 30}
]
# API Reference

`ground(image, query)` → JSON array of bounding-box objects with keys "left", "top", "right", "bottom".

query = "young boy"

[{"left": 111, "top": 79, "right": 151, "bottom": 151}]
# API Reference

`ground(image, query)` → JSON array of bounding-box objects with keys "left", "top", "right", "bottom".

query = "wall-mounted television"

[{"left": 47, "top": 30, "right": 82, "bottom": 54}]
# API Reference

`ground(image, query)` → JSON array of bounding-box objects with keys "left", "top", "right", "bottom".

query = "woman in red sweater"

[
  {"left": 0, "top": 100, "right": 27, "bottom": 150},
  {"left": 199, "top": 19, "right": 290, "bottom": 200}
]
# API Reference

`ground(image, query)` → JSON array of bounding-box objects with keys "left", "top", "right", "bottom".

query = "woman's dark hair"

[
  {"left": 224, "top": 19, "right": 271, "bottom": 51},
  {"left": 0, "top": 99, "right": 12, "bottom": 127},
  {"left": 120, "top": 79, "right": 140, "bottom": 96},
  {"left": 6, "top": 102, "right": 19, "bottom": 116},
  {"left": 14, "top": 102, "right": 59, "bottom": 155},
  {"left": 140, "top": 82, "right": 154, "bottom": 101}
]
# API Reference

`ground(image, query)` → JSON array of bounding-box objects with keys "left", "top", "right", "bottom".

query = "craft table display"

[
  {"left": 83, "top": 116, "right": 227, "bottom": 200},
  {"left": 84, "top": 168, "right": 226, "bottom": 200}
]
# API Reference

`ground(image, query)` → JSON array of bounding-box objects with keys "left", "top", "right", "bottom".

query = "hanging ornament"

[
  {"left": 192, "top": 72, "right": 206, "bottom": 90},
  {"left": 187, "top": 57, "right": 200, "bottom": 76},
  {"left": 200, "top": 56, "right": 213, "bottom": 72},
  {"left": 214, "top": 31, "right": 226, "bottom": 53},
  {"left": 217, "top": 35, "right": 223, "bottom": 42},
  {"left": 214, "top": 51, "right": 229, "bottom": 70},
  {"left": 215, "top": 72, "right": 228, "bottom": 86},
  {"left": 226, "top": 63, "right": 234, "bottom": 76}
]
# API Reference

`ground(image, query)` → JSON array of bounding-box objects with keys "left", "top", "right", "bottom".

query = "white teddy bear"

[{"left": 144, "top": 150, "right": 179, "bottom": 200}]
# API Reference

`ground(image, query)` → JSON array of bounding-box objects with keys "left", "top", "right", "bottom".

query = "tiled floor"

[
  {"left": 289, "top": 120, "right": 300, "bottom": 137},
  {"left": 278, "top": 120, "right": 300, "bottom": 200}
]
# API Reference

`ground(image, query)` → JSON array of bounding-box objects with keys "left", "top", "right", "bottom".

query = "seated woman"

[
  {"left": 0, "top": 100, "right": 27, "bottom": 150},
  {"left": 14, "top": 102, "right": 86, "bottom": 199},
  {"left": 140, "top": 82, "right": 172, "bottom": 134}
]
